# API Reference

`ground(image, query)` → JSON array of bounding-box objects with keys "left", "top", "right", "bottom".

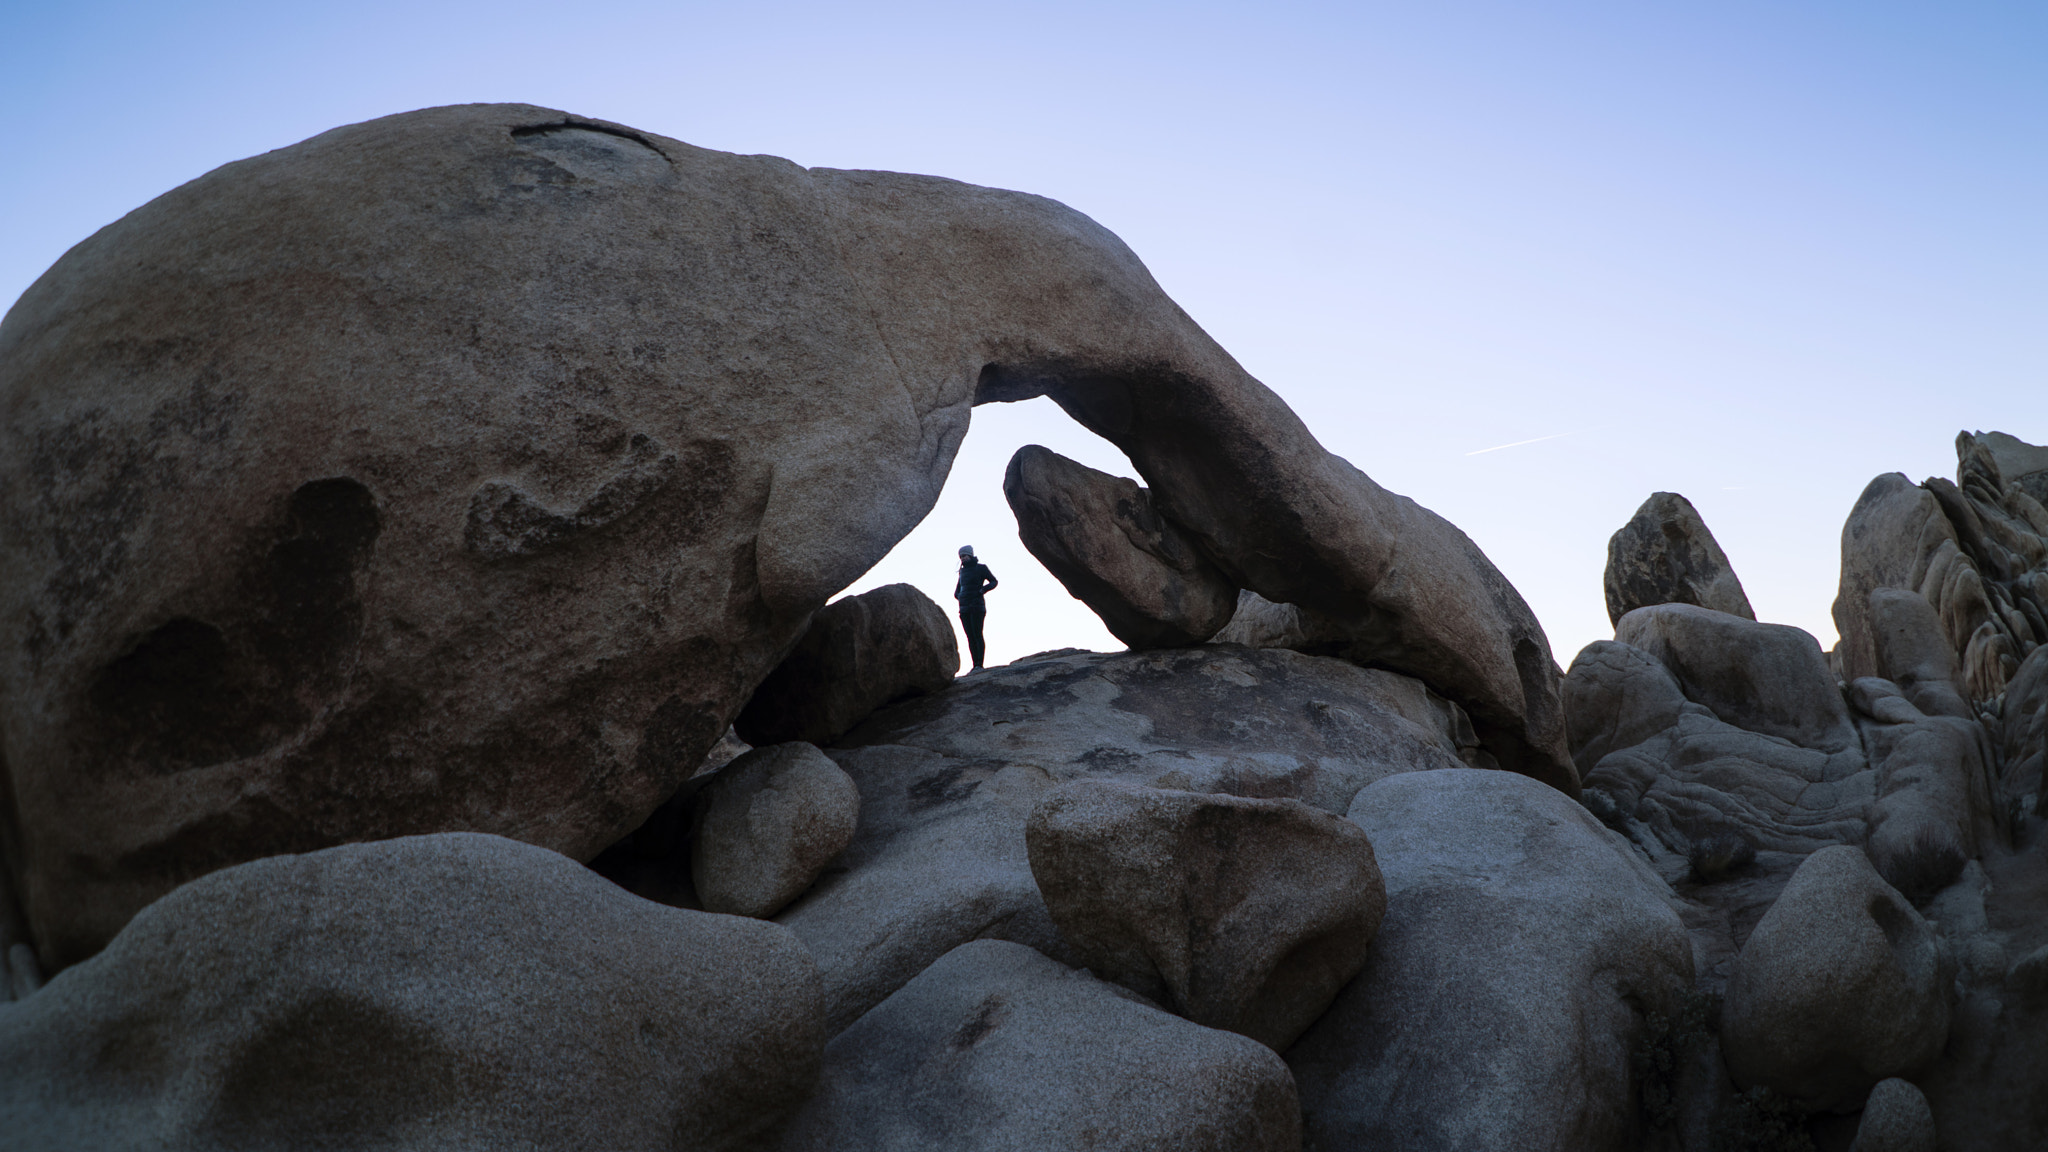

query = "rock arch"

[{"left": 0, "top": 102, "right": 1569, "bottom": 967}]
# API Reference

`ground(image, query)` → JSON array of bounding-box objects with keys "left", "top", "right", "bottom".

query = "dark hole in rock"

[
  {"left": 83, "top": 478, "right": 381, "bottom": 774},
  {"left": 87, "top": 617, "right": 246, "bottom": 770}
]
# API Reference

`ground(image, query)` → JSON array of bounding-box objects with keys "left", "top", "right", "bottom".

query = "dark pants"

[{"left": 959, "top": 605, "right": 986, "bottom": 668}]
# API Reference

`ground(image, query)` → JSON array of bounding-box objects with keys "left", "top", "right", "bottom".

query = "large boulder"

[
  {"left": 1581, "top": 606, "right": 1872, "bottom": 860},
  {"left": 1025, "top": 779, "right": 1384, "bottom": 1050},
  {"left": 1832, "top": 473, "right": 1963, "bottom": 686},
  {"left": 776, "top": 645, "right": 1472, "bottom": 1031},
  {"left": 1287, "top": 769, "right": 1693, "bottom": 1152},
  {"left": 0, "top": 102, "right": 1571, "bottom": 966},
  {"left": 1002, "top": 444, "right": 1238, "bottom": 648},
  {"left": 1867, "top": 587, "right": 1973, "bottom": 719},
  {"left": 736, "top": 583, "right": 957, "bottom": 747},
  {"left": 1567, "top": 626, "right": 1871, "bottom": 865},
  {"left": 1850, "top": 1078, "right": 1937, "bottom": 1152},
  {"left": 1614, "top": 603, "right": 1858, "bottom": 753},
  {"left": 692, "top": 742, "right": 861, "bottom": 918},
  {"left": 776, "top": 939, "right": 1300, "bottom": 1152},
  {"left": 1602, "top": 491, "right": 1754, "bottom": 625},
  {"left": 1560, "top": 639, "right": 1690, "bottom": 776},
  {"left": 1722, "top": 845, "right": 1953, "bottom": 1112},
  {"left": 1860, "top": 700, "right": 1994, "bottom": 904},
  {"left": 0, "top": 833, "right": 824, "bottom": 1150}
]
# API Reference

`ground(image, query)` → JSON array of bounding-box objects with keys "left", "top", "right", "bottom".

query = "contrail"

[{"left": 1465, "top": 430, "right": 1581, "bottom": 456}]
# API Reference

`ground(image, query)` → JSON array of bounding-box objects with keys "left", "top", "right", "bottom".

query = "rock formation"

[
  {"left": 1002, "top": 444, "right": 1238, "bottom": 648},
  {"left": 0, "top": 834, "right": 823, "bottom": 1150},
  {"left": 772, "top": 644, "right": 1473, "bottom": 1032},
  {"left": 691, "top": 742, "right": 861, "bottom": 918},
  {"left": 4, "top": 101, "right": 2048, "bottom": 1150},
  {"left": 777, "top": 939, "right": 1300, "bottom": 1152},
  {"left": 1604, "top": 491, "right": 1755, "bottom": 625},
  {"left": 1722, "top": 846, "right": 1953, "bottom": 1112},
  {"left": 1288, "top": 769, "right": 1694, "bottom": 1152},
  {"left": 1852, "top": 1078, "right": 1939, "bottom": 1152},
  {"left": 736, "top": 583, "right": 958, "bottom": 747},
  {"left": 1025, "top": 779, "right": 1384, "bottom": 1050},
  {"left": 1833, "top": 433, "right": 2048, "bottom": 707},
  {"left": 0, "top": 102, "right": 1572, "bottom": 968}
]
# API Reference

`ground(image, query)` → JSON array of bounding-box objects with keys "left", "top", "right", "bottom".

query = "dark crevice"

[{"left": 510, "top": 120, "right": 669, "bottom": 161}]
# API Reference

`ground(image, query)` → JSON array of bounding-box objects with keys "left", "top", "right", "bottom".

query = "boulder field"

[{"left": 2, "top": 103, "right": 2047, "bottom": 1150}]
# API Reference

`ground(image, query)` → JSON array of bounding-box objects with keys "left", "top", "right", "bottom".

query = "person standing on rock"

[{"left": 955, "top": 545, "right": 999, "bottom": 672}]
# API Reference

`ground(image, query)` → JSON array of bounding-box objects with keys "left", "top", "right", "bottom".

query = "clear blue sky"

[{"left": 5, "top": 1, "right": 2044, "bottom": 668}]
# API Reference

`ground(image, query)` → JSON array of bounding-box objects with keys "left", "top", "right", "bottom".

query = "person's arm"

[{"left": 980, "top": 566, "right": 998, "bottom": 595}]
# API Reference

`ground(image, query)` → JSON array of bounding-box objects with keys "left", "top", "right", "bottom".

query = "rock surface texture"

[
  {"left": 777, "top": 940, "right": 1299, "bottom": 1152},
  {"left": 775, "top": 645, "right": 1473, "bottom": 1032},
  {"left": 1832, "top": 433, "right": 2048, "bottom": 707},
  {"left": 736, "top": 583, "right": 957, "bottom": 747},
  {"left": 1002, "top": 444, "right": 1238, "bottom": 648},
  {"left": 1722, "top": 845, "right": 1953, "bottom": 1112},
  {"left": 1577, "top": 607, "right": 1872, "bottom": 858},
  {"left": 1287, "top": 769, "right": 1693, "bottom": 1152},
  {"left": 691, "top": 742, "right": 861, "bottom": 918},
  {"left": 1851, "top": 1078, "right": 1938, "bottom": 1152},
  {"left": 1615, "top": 603, "right": 1858, "bottom": 753},
  {"left": 1603, "top": 491, "right": 1754, "bottom": 625},
  {"left": 0, "top": 833, "right": 824, "bottom": 1150},
  {"left": 0, "top": 102, "right": 1572, "bottom": 967},
  {"left": 1025, "top": 778, "right": 1384, "bottom": 1050}
]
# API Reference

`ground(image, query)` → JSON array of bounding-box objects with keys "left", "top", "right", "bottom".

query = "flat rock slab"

[
  {"left": 776, "top": 939, "right": 1300, "bottom": 1152},
  {"left": 1288, "top": 769, "right": 1693, "bottom": 1152},
  {"left": 1026, "top": 779, "right": 1384, "bottom": 1050},
  {"left": 777, "top": 645, "right": 1469, "bottom": 1032},
  {"left": 0, "top": 833, "right": 824, "bottom": 1151}
]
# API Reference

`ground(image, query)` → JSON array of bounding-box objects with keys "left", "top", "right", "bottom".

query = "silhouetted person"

[{"left": 954, "top": 545, "right": 999, "bottom": 671}]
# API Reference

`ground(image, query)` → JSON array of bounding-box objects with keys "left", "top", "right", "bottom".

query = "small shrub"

[
  {"left": 1879, "top": 831, "right": 1967, "bottom": 906},
  {"left": 1688, "top": 829, "right": 1757, "bottom": 883},
  {"left": 1712, "top": 1086, "right": 1815, "bottom": 1152},
  {"left": 1635, "top": 989, "right": 1721, "bottom": 1130},
  {"left": 1581, "top": 787, "right": 1627, "bottom": 832}
]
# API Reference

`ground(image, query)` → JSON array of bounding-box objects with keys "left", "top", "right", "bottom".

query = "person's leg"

[{"left": 961, "top": 607, "right": 987, "bottom": 669}]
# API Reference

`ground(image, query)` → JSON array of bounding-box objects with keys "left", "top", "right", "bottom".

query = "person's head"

[{"left": 958, "top": 545, "right": 974, "bottom": 565}]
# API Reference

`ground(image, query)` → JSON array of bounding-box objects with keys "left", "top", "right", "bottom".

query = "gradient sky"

[{"left": 5, "top": 1, "right": 2043, "bottom": 669}]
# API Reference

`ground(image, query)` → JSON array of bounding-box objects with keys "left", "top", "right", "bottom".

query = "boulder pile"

[{"left": 1, "top": 103, "right": 2044, "bottom": 1150}]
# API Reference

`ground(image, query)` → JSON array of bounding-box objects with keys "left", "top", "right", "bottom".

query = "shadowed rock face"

[
  {"left": 0, "top": 834, "right": 824, "bottom": 1152},
  {"left": 1722, "top": 845, "right": 1953, "bottom": 1113},
  {"left": 1025, "top": 778, "right": 1385, "bottom": 1051},
  {"left": 1288, "top": 770, "right": 1692, "bottom": 1152},
  {"left": 776, "top": 940, "right": 1301, "bottom": 1152},
  {"left": 736, "top": 583, "right": 958, "bottom": 748},
  {"left": 0, "top": 102, "right": 1568, "bottom": 967}
]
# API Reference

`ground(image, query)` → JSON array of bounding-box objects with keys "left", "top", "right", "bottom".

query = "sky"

[{"left": 4, "top": 0, "right": 2044, "bottom": 670}]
